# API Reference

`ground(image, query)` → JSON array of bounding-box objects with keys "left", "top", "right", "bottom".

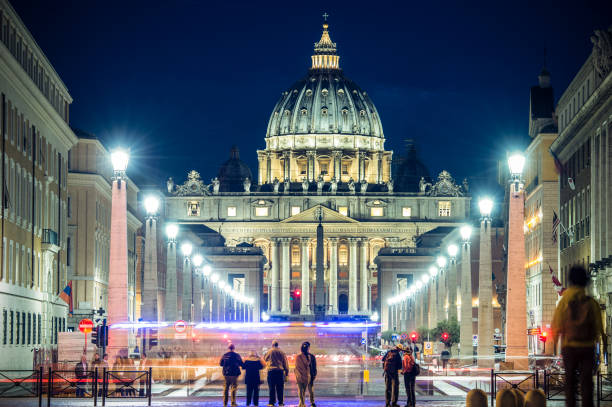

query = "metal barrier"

[
  {"left": 0, "top": 368, "right": 42, "bottom": 407},
  {"left": 47, "top": 367, "right": 98, "bottom": 406},
  {"left": 598, "top": 373, "right": 612, "bottom": 407},
  {"left": 101, "top": 367, "right": 151, "bottom": 406},
  {"left": 543, "top": 371, "right": 568, "bottom": 401},
  {"left": 490, "top": 370, "right": 539, "bottom": 407}
]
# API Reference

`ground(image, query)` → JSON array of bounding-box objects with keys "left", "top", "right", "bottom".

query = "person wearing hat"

[
  {"left": 382, "top": 344, "right": 403, "bottom": 407},
  {"left": 220, "top": 343, "right": 244, "bottom": 407},
  {"left": 401, "top": 346, "right": 416, "bottom": 407},
  {"left": 263, "top": 339, "right": 289, "bottom": 406},
  {"left": 243, "top": 350, "right": 265, "bottom": 406}
]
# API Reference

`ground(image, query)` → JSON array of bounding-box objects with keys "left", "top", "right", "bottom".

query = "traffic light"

[
  {"left": 295, "top": 290, "right": 301, "bottom": 297},
  {"left": 91, "top": 326, "right": 99, "bottom": 346},
  {"left": 149, "top": 328, "right": 158, "bottom": 348},
  {"left": 100, "top": 324, "right": 108, "bottom": 347},
  {"left": 410, "top": 331, "right": 418, "bottom": 342},
  {"left": 441, "top": 332, "right": 450, "bottom": 343},
  {"left": 539, "top": 331, "right": 548, "bottom": 343}
]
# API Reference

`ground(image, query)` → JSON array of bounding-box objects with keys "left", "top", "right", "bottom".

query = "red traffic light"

[
  {"left": 539, "top": 331, "right": 548, "bottom": 343},
  {"left": 409, "top": 331, "right": 418, "bottom": 341},
  {"left": 441, "top": 332, "right": 450, "bottom": 342},
  {"left": 295, "top": 290, "right": 301, "bottom": 297}
]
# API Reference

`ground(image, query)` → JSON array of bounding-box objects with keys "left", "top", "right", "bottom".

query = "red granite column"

[
  {"left": 107, "top": 177, "right": 129, "bottom": 359},
  {"left": 506, "top": 182, "right": 529, "bottom": 369}
]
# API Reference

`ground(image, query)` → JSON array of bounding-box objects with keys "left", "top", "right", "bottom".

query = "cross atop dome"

[{"left": 311, "top": 17, "right": 340, "bottom": 71}]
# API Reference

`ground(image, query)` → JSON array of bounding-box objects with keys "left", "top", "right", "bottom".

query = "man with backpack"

[
  {"left": 220, "top": 343, "right": 244, "bottom": 407},
  {"left": 552, "top": 265, "right": 608, "bottom": 407},
  {"left": 382, "top": 344, "right": 403, "bottom": 407}
]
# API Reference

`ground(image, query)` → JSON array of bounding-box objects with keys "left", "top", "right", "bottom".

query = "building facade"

[
  {"left": 0, "top": 0, "right": 77, "bottom": 369},
  {"left": 67, "top": 133, "right": 142, "bottom": 332},
  {"left": 523, "top": 70, "right": 559, "bottom": 355},
  {"left": 551, "top": 25, "right": 612, "bottom": 366}
]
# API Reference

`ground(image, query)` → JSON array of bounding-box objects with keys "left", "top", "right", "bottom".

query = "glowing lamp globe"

[
  {"left": 447, "top": 244, "right": 458, "bottom": 258},
  {"left": 165, "top": 223, "right": 178, "bottom": 239},
  {"left": 218, "top": 280, "right": 226, "bottom": 289},
  {"left": 508, "top": 153, "right": 526, "bottom": 176},
  {"left": 460, "top": 225, "right": 472, "bottom": 241},
  {"left": 421, "top": 274, "right": 429, "bottom": 284},
  {"left": 416, "top": 281, "right": 423, "bottom": 290},
  {"left": 144, "top": 196, "right": 159, "bottom": 215},
  {"left": 429, "top": 265, "right": 438, "bottom": 277},
  {"left": 261, "top": 312, "right": 270, "bottom": 322},
  {"left": 436, "top": 256, "right": 447, "bottom": 268},
  {"left": 181, "top": 242, "right": 193, "bottom": 257},
  {"left": 111, "top": 149, "right": 129, "bottom": 172},
  {"left": 370, "top": 311, "right": 379, "bottom": 322},
  {"left": 478, "top": 198, "right": 494, "bottom": 218},
  {"left": 210, "top": 273, "right": 219, "bottom": 283},
  {"left": 202, "top": 264, "right": 212, "bottom": 276},
  {"left": 223, "top": 285, "right": 231, "bottom": 294},
  {"left": 192, "top": 254, "right": 203, "bottom": 267}
]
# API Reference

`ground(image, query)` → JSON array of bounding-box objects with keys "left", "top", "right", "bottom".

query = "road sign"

[
  {"left": 401, "top": 333, "right": 407, "bottom": 340},
  {"left": 79, "top": 319, "right": 94, "bottom": 334},
  {"left": 423, "top": 341, "right": 433, "bottom": 356},
  {"left": 174, "top": 320, "right": 187, "bottom": 333},
  {"left": 360, "top": 338, "right": 366, "bottom": 345},
  {"left": 472, "top": 334, "right": 478, "bottom": 346},
  {"left": 527, "top": 328, "right": 541, "bottom": 335}
]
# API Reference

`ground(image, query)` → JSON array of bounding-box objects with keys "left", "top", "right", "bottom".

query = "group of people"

[
  {"left": 220, "top": 340, "right": 317, "bottom": 407},
  {"left": 381, "top": 343, "right": 418, "bottom": 407}
]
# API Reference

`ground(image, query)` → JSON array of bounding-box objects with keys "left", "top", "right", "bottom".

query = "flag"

[
  {"left": 548, "top": 264, "right": 565, "bottom": 296},
  {"left": 552, "top": 210, "right": 560, "bottom": 243},
  {"left": 59, "top": 281, "right": 73, "bottom": 315},
  {"left": 549, "top": 148, "right": 564, "bottom": 175}
]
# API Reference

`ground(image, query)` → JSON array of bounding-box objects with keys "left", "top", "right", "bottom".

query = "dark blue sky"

[{"left": 12, "top": 0, "right": 612, "bottom": 198}]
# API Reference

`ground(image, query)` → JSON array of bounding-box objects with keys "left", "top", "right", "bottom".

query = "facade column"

[
  {"left": 505, "top": 182, "right": 529, "bottom": 369},
  {"left": 270, "top": 239, "right": 279, "bottom": 313},
  {"left": 329, "top": 238, "right": 338, "bottom": 314},
  {"left": 142, "top": 217, "right": 159, "bottom": 322},
  {"left": 182, "top": 258, "right": 192, "bottom": 322},
  {"left": 283, "top": 151, "right": 291, "bottom": 182},
  {"left": 332, "top": 151, "right": 341, "bottom": 181},
  {"left": 307, "top": 151, "right": 315, "bottom": 182},
  {"left": 438, "top": 267, "right": 446, "bottom": 322},
  {"left": 266, "top": 152, "right": 272, "bottom": 184},
  {"left": 164, "top": 240, "right": 178, "bottom": 322},
  {"left": 377, "top": 153, "right": 383, "bottom": 184},
  {"left": 348, "top": 238, "right": 359, "bottom": 314},
  {"left": 459, "top": 241, "right": 473, "bottom": 364},
  {"left": 300, "top": 238, "right": 311, "bottom": 315},
  {"left": 360, "top": 239, "right": 369, "bottom": 313},
  {"left": 447, "top": 259, "right": 458, "bottom": 321},
  {"left": 193, "top": 272, "right": 202, "bottom": 322},
  {"left": 429, "top": 276, "right": 437, "bottom": 330},
  {"left": 478, "top": 218, "right": 494, "bottom": 368},
  {"left": 280, "top": 238, "right": 291, "bottom": 314}
]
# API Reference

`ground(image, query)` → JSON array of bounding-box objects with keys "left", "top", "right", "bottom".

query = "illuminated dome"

[{"left": 265, "top": 22, "right": 384, "bottom": 152}]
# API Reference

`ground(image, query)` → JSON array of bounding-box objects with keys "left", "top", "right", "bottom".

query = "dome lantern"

[{"left": 311, "top": 21, "right": 340, "bottom": 71}]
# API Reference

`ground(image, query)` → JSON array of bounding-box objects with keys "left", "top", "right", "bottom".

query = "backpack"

[
  {"left": 564, "top": 294, "right": 597, "bottom": 343},
  {"left": 221, "top": 352, "right": 241, "bottom": 376},
  {"left": 383, "top": 350, "right": 401, "bottom": 373},
  {"left": 412, "top": 363, "right": 421, "bottom": 376}
]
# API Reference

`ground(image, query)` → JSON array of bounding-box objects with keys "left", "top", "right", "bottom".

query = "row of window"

[
  {"left": 560, "top": 186, "right": 590, "bottom": 250},
  {"left": 559, "top": 78, "right": 591, "bottom": 133},
  {"left": 0, "top": 11, "right": 69, "bottom": 122},
  {"left": 1, "top": 309, "right": 65, "bottom": 346}
]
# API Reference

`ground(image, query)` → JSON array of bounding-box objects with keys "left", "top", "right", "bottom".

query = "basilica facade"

[{"left": 161, "top": 22, "right": 471, "bottom": 322}]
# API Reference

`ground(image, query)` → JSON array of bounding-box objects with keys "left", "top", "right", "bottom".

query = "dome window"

[
  {"left": 337, "top": 89, "right": 345, "bottom": 97},
  {"left": 284, "top": 110, "right": 291, "bottom": 116},
  {"left": 321, "top": 88, "right": 329, "bottom": 97},
  {"left": 321, "top": 108, "right": 328, "bottom": 116},
  {"left": 293, "top": 89, "right": 298, "bottom": 94},
  {"left": 305, "top": 89, "right": 313, "bottom": 96},
  {"left": 301, "top": 108, "right": 308, "bottom": 116},
  {"left": 360, "top": 110, "right": 366, "bottom": 117},
  {"left": 352, "top": 90, "right": 358, "bottom": 95}
]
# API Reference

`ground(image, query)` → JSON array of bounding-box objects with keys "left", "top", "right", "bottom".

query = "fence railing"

[{"left": 490, "top": 370, "right": 539, "bottom": 407}]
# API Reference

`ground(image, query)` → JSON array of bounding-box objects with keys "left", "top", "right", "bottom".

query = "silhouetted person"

[
  {"left": 264, "top": 340, "right": 289, "bottom": 406},
  {"left": 295, "top": 342, "right": 311, "bottom": 407},
  {"left": 553, "top": 265, "right": 608, "bottom": 407},
  {"left": 220, "top": 343, "right": 244, "bottom": 407},
  {"left": 382, "top": 344, "right": 402, "bottom": 407},
  {"left": 243, "top": 350, "right": 264, "bottom": 406},
  {"left": 401, "top": 346, "right": 416, "bottom": 407},
  {"left": 75, "top": 354, "right": 88, "bottom": 397}
]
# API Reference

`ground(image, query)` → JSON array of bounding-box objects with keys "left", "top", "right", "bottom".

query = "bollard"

[
  {"left": 524, "top": 389, "right": 546, "bottom": 407},
  {"left": 496, "top": 388, "right": 518, "bottom": 407},
  {"left": 512, "top": 389, "right": 525, "bottom": 407},
  {"left": 466, "top": 388, "right": 488, "bottom": 407}
]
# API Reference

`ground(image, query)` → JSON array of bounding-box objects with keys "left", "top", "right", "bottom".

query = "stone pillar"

[
  {"left": 448, "top": 259, "right": 458, "bottom": 321},
  {"left": 429, "top": 275, "right": 437, "bottom": 330},
  {"left": 164, "top": 241, "right": 178, "bottom": 322},
  {"left": 460, "top": 241, "right": 473, "bottom": 364},
  {"left": 266, "top": 153, "right": 272, "bottom": 184},
  {"left": 437, "top": 267, "right": 446, "bottom": 322},
  {"left": 270, "top": 239, "right": 279, "bottom": 313},
  {"left": 333, "top": 151, "right": 341, "bottom": 181},
  {"left": 505, "top": 183, "right": 528, "bottom": 369},
  {"left": 300, "top": 238, "right": 311, "bottom": 315},
  {"left": 377, "top": 153, "right": 383, "bottom": 184},
  {"left": 348, "top": 238, "right": 359, "bottom": 314},
  {"left": 329, "top": 238, "right": 338, "bottom": 314},
  {"left": 142, "top": 217, "right": 159, "bottom": 322},
  {"left": 360, "top": 239, "right": 369, "bottom": 313},
  {"left": 108, "top": 176, "right": 129, "bottom": 358},
  {"left": 182, "top": 258, "right": 192, "bottom": 322},
  {"left": 280, "top": 238, "right": 291, "bottom": 314},
  {"left": 283, "top": 151, "right": 291, "bottom": 182},
  {"left": 193, "top": 272, "right": 202, "bottom": 322},
  {"left": 478, "top": 219, "right": 494, "bottom": 368}
]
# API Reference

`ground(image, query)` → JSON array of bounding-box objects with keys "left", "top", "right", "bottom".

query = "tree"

[
  {"left": 380, "top": 330, "right": 397, "bottom": 343},
  {"left": 430, "top": 317, "right": 460, "bottom": 347},
  {"left": 417, "top": 326, "right": 430, "bottom": 342}
]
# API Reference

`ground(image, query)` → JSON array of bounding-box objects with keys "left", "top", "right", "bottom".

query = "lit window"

[
  {"left": 370, "top": 207, "right": 383, "bottom": 217},
  {"left": 339, "top": 245, "right": 348, "bottom": 265},
  {"left": 338, "top": 206, "right": 348, "bottom": 216},
  {"left": 402, "top": 207, "right": 411, "bottom": 217},
  {"left": 255, "top": 207, "right": 269, "bottom": 217},
  {"left": 227, "top": 207, "right": 237, "bottom": 217},
  {"left": 291, "top": 206, "right": 301, "bottom": 216},
  {"left": 342, "top": 164, "right": 349, "bottom": 175},
  {"left": 438, "top": 201, "right": 451, "bottom": 217},
  {"left": 291, "top": 245, "right": 300, "bottom": 265},
  {"left": 188, "top": 201, "right": 200, "bottom": 217}
]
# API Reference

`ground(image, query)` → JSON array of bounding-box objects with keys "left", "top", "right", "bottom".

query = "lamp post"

[
  {"left": 447, "top": 244, "right": 458, "bottom": 321},
  {"left": 436, "top": 256, "right": 447, "bottom": 322},
  {"left": 164, "top": 224, "right": 179, "bottom": 322},
  {"left": 202, "top": 264, "right": 212, "bottom": 322},
  {"left": 181, "top": 242, "right": 193, "bottom": 322},
  {"left": 477, "top": 198, "right": 494, "bottom": 368},
  {"left": 142, "top": 196, "right": 160, "bottom": 322},
  {"left": 459, "top": 225, "right": 473, "bottom": 364},
  {"left": 192, "top": 254, "right": 203, "bottom": 323},
  {"left": 506, "top": 153, "right": 528, "bottom": 369},
  {"left": 107, "top": 149, "right": 130, "bottom": 358}
]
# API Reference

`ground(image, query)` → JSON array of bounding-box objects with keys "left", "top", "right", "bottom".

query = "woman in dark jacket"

[{"left": 242, "top": 350, "right": 264, "bottom": 406}]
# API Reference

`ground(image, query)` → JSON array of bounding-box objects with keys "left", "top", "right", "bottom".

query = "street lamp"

[
  {"left": 211, "top": 273, "right": 219, "bottom": 283},
  {"left": 421, "top": 274, "right": 429, "bottom": 284},
  {"left": 111, "top": 149, "right": 129, "bottom": 176},
  {"left": 166, "top": 224, "right": 178, "bottom": 241},
  {"left": 447, "top": 244, "right": 458, "bottom": 259},
  {"left": 478, "top": 198, "right": 493, "bottom": 219},
  {"left": 192, "top": 254, "right": 203, "bottom": 267},
  {"left": 436, "top": 256, "right": 447, "bottom": 269},
  {"left": 202, "top": 264, "right": 212, "bottom": 276},
  {"left": 181, "top": 242, "right": 193, "bottom": 257},
  {"left": 429, "top": 265, "right": 438, "bottom": 277},
  {"left": 144, "top": 196, "right": 160, "bottom": 217},
  {"left": 508, "top": 153, "right": 526, "bottom": 179},
  {"left": 460, "top": 225, "right": 472, "bottom": 242}
]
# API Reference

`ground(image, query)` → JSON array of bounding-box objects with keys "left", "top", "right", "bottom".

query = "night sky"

[{"left": 11, "top": 0, "right": 612, "bottom": 200}]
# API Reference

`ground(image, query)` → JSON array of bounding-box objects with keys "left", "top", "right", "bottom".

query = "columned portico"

[
  {"left": 348, "top": 238, "right": 359, "bottom": 313},
  {"left": 300, "top": 237, "right": 311, "bottom": 315}
]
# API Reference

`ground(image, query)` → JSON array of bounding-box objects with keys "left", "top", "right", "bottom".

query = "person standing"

[
  {"left": 305, "top": 342, "right": 317, "bottom": 407},
  {"left": 401, "top": 347, "right": 416, "bottom": 407},
  {"left": 382, "top": 344, "right": 402, "bottom": 407},
  {"left": 220, "top": 343, "right": 244, "bottom": 407},
  {"left": 264, "top": 340, "right": 289, "bottom": 407},
  {"left": 243, "top": 350, "right": 264, "bottom": 407},
  {"left": 553, "top": 265, "right": 608, "bottom": 407},
  {"left": 295, "top": 343, "right": 311, "bottom": 407},
  {"left": 75, "top": 354, "right": 89, "bottom": 397}
]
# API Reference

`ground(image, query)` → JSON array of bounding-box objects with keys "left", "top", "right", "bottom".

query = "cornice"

[{"left": 68, "top": 172, "right": 112, "bottom": 200}]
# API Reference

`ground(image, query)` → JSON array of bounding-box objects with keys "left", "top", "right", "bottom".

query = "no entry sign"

[
  {"left": 174, "top": 320, "right": 187, "bottom": 333},
  {"left": 79, "top": 319, "right": 94, "bottom": 334}
]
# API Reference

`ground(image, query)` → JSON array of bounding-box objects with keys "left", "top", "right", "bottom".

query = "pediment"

[{"left": 281, "top": 205, "right": 359, "bottom": 223}]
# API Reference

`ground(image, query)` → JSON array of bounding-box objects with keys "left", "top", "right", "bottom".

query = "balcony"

[{"left": 42, "top": 229, "right": 58, "bottom": 245}]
